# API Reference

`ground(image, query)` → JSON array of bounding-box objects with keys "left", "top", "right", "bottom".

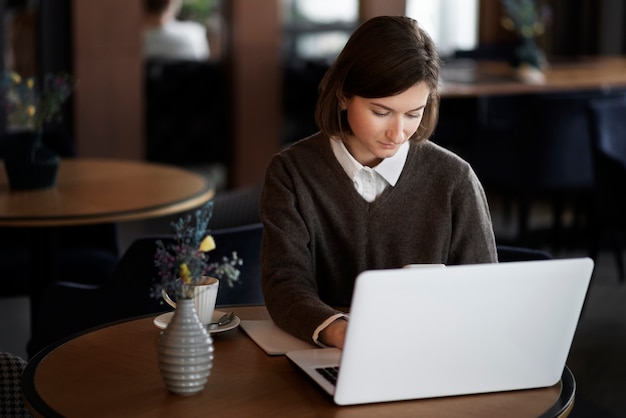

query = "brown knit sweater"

[{"left": 260, "top": 133, "right": 497, "bottom": 343}]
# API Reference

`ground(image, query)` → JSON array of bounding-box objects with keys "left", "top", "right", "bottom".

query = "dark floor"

[
  {"left": 488, "top": 195, "right": 626, "bottom": 418},
  {"left": 558, "top": 251, "right": 626, "bottom": 418},
  {"left": 1, "top": 191, "right": 625, "bottom": 417}
]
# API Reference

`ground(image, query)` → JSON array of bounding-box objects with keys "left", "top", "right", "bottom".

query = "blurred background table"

[
  {"left": 440, "top": 56, "right": 626, "bottom": 97},
  {"left": 0, "top": 158, "right": 214, "bottom": 227},
  {"left": 0, "top": 158, "right": 215, "bottom": 330}
]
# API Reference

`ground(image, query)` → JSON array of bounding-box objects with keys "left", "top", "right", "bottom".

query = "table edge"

[
  {"left": 21, "top": 308, "right": 577, "bottom": 418},
  {"left": 538, "top": 365, "right": 576, "bottom": 418},
  {"left": 0, "top": 158, "right": 215, "bottom": 227},
  {"left": 21, "top": 313, "right": 166, "bottom": 417},
  {"left": 2, "top": 188, "right": 215, "bottom": 227}
]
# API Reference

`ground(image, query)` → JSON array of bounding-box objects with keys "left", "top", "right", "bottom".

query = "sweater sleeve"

[
  {"left": 260, "top": 154, "right": 344, "bottom": 343},
  {"left": 448, "top": 163, "right": 498, "bottom": 264}
]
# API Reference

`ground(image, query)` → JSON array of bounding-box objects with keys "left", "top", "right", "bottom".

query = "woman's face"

[{"left": 341, "top": 82, "right": 430, "bottom": 167}]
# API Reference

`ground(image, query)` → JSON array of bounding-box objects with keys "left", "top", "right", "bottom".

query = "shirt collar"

[{"left": 330, "top": 138, "right": 409, "bottom": 186}]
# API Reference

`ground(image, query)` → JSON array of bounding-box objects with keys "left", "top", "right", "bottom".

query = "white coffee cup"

[{"left": 162, "top": 277, "right": 219, "bottom": 325}]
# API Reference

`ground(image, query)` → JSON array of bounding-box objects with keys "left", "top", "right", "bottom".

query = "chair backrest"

[
  {"left": 0, "top": 352, "right": 31, "bottom": 417},
  {"left": 0, "top": 223, "right": 119, "bottom": 297},
  {"left": 109, "top": 223, "right": 264, "bottom": 318},
  {"left": 496, "top": 245, "right": 552, "bottom": 262},
  {"left": 587, "top": 92, "right": 626, "bottom": 217},
  {"left": 283, "top": 59, "right": 328, "bottom": 143},
  {"left": 211, "top": 223, "right": 264, "bottom": 306},
  {"left": 525, "top": 92, "right": 598, "bottom": 191},
  {"left": 208, "top": 185, "right": 262, "bottom": 229},
  {"left": 144, "top": 59, "right": 229, "bottom": 166},
  {"left": 469, "top": 91, "right": 597, "bottom": 193},
  {"left": 588, "top": 93, "right": 626, "bottom": 171}
]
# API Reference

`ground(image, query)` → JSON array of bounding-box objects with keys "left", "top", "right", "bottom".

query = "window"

[
  {"left": 282, "top": 0, "right": 479, "bottom": 61},
  {"left": 406, "top": 0, "right": 479, "bottom": 57},
  {"left": 282, "top": 0, "right": 358, "bottom": 62}
]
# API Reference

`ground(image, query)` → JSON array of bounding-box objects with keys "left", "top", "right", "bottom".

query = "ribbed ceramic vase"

[{"left": 157, "top": 299, "right": 214, "bottom": 395}]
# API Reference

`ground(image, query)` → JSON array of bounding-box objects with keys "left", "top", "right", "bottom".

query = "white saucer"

[{"left": 153, "top": 310, "right": 240, "bottom": 334}]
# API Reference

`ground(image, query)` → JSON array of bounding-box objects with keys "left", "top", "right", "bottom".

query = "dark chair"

[
  {"left": 282, "top": 59, "right": 328, "bottom": 144},
  {"left": 472, "top": 92, "right": 598, "bottom": 252},
  {"left": 587, "top": 93, "right": 626, "bottom": 280},
  {"left": 0, "top": 352, "right": 31, "bottom": 417},
  {"left": 0, "top": 128, "right": 120, "bottom": 297},
  {"left": 496, "top": 245, "right": 552, "bottom": 262},
  {"left": 208, "top": 185, "right": 262, "bottom": 229},
  {"left": 453, "top": 43, "right": 517, "bottom": 62},
  {"left": 144, "top": 59, "right": 229, "bottom": 166},
  {"left": 28, "top": 223, "right": 263, "bottom": 357},
  {"left": 105, "top": 222, "right": 264, "bottom": 312}
]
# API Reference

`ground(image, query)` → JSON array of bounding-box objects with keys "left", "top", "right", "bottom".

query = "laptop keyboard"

[{"left": 316, "top": 366, "right": 340, "bottom": 386}]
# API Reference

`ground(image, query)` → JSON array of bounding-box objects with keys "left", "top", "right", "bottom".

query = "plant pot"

[
  {"left": 157, "top": 298, "right": 214, "bottom": 395},
  {"left": 512, "top": 37, "right": 547, "bottom": 84},
  {"left": 2, "top": 130, "right": 60, "bottom": 190}
]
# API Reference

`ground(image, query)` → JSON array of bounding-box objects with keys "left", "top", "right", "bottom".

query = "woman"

[{"left": 260, "top": 16, "right": 497, "bottom": 349}]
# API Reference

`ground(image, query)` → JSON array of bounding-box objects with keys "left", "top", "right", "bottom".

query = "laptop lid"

[{"left": 287, "top": 258, "right": 594, "bottom": 406}]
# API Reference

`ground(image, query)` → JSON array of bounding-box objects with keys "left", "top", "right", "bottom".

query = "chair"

[
  {"left": 144, "top": 60, "right": 229, "bottom": 166},
  {"left": 471, "top": 92, "right": 598, "bottom": 252},
  {"left": 587, "top": 92, "right": 626, "bottom": 280},
  {"left": 283, "top": 59, "right": 328, "bottom": 144},
  {"left": 496, "top": 245, "right": 552, "bottom": 262},
  {"left": 0, "top": 352, "right": 31, "bottom": 417},
  {"left": 28, "top": 223, "right": 264, "bottom": 357},
  {"left": 208, "top": 185, "right": 262, "bottom": 229},
  {"left": 0, "top": 128, "right": 120, "bottom": 297},
  {"left": 107, "top": 222, "right": 264, "bottom": 311}
]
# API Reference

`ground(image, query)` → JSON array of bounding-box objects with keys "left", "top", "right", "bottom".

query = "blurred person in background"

[{"left": 143, "top": 0, "right": 210, "bottom": 61}]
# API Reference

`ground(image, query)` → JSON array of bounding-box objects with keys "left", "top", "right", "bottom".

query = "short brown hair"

[{"left": 315, "top": 16, "right": 441, "bottom": 142}]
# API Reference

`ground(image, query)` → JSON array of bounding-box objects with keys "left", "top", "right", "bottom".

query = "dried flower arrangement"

[
  {"left": 500, "top": 0, "right": 551, "bottom": 83},
  {"left": 152, "top": 201, "right": 242, "bottom": 300},
  {"left": 0, "top": 71, "right": 76, "bottom": 132}
]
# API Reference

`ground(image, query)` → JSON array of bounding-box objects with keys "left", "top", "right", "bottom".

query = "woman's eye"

[
  {"left": 373, "top": 111, "right": 388, "bottom": 117},
  {"left": 407, "top": 113, "right": 421, "bottom": 119}
]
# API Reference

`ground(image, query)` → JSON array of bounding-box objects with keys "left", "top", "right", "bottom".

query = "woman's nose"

[{"left": 386, "top": 118, "right": 405, "bottom": 143}]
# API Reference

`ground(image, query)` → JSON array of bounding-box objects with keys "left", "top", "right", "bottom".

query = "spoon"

[{"left": 205, "top": 312, "right": 235, "bottom": 329}]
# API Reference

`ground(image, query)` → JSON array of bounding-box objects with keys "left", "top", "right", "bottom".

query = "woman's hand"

[{"left": 319, "top": 318, "right": 348, "bottom": 348}]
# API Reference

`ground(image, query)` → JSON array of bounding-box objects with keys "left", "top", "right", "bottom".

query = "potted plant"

[
  {"left": 500, "top": 0, "right": 551, "bottom": 84},
  {"left": 0, "top": 71, "right": 76, "bottom": 189}
]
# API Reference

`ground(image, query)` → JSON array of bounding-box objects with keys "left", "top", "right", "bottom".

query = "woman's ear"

[{"left": 338, "top": 96, "right": 347, "bottom": 111}]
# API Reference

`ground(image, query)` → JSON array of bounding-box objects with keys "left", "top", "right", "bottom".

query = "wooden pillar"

[
  {"left": 359, "top": 0, "right": 406, "bottom": 21},
  {"left": 225, "top": 0, "right": 282, "bottom": 188},
  {"left": 479, "top": 0, "right": 515, "bottom": 45},
  {"left": 72, "top": 0, "right": 143, "bottom": 159}
]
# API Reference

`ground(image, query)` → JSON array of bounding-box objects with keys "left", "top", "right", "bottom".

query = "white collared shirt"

[{"left": 330, "top": 138, "right": 409, "bottom": 202}]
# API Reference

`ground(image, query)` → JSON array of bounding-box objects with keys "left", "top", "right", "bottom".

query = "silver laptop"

[{"left": 286, "top": 258, "right": 594, "bottom": 406}]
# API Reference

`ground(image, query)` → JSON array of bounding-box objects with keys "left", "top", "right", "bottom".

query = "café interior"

[{"left": 1, "top": 0, "right": 626, "bottom": 416}]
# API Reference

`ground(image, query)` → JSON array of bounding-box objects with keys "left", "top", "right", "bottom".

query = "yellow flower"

[
  {"left": 199, "top": 235, "right": 216, "bottom": 252},
  {"left": 26, "top": 105, "right": 36, "bottom": 117},
  {"left": 10, "top": 72, "right": 21, "bottom": 84},
  {"left": 520, "top": 25, "right": 534, "bottom": 38},
  {"left": 26, "top": 78, "right": 34, "bottom": 89},
  {"left": 180, "top": 263, "right": 191, "bottom": 284},
  {"left": 501, "top": 16, "right": 515, "bottom": 31}
]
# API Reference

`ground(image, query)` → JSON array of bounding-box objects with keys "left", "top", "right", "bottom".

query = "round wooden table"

[
  {"left": 0, "top": 158, "right": 215, "bottom": 328},
  {"left": 0, "top": 158, "right": 214, "bottom": 227},
  {"left": 440, "top": 56, "right": 626, "bottom": 98},
  {"left": 22, "top": 306, "right": 575, "bottom": 418}
]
